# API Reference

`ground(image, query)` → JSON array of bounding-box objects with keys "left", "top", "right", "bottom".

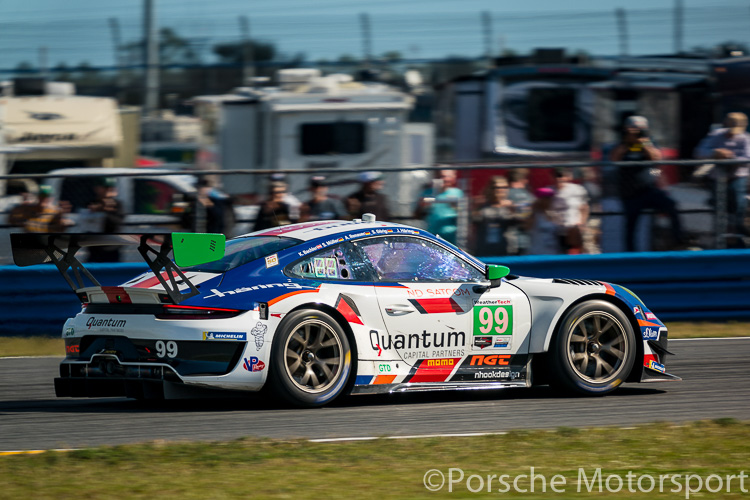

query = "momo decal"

[
  {"left": 204, "top": 282, "right": 303, "bottom": 299},
  {"left": 86, "top": 317, "right": 126, "bottom": 330},
  {"left": 404, "top": 357, "right": 461, "bottom": 383}
]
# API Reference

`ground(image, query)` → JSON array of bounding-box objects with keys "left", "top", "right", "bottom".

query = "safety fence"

[
  {"left": 2, "top": 248, "right": 750, "bottom": 336},
  {"left": 0, "top": 159, "right": 747, "bottom": 264}
]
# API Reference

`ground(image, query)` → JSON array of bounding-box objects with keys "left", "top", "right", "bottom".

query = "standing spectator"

[
  {"left": 24, "top": 185, "right": 73, "bottom": 233},
  {"left": 301, "top": 176, "right": 347, "bottom": 221},
  {"left": 528, "top": 187, "right": 562, "bottom": 255},
  {"left": 550, "top": 168, "right": 589, "bottom": 254},
  {"left": 473, "top": 176, "right": 517, "bottom": 256},
  {"left": 193, "top": 178, "right": 234, "bottom": 235},
  {"left": 270, "top": 173, "right": 302, "bottom": 223},
  {"left": 611, "top": 115, "right": 683, "bottom": 251},
  {"left": 7, "top": 184, "right": 39, "bottom": 228},
  {"left": 415, "top": 168, "right": 464, "bottom": 245},
  {"left": 507, "top": 168, "right": 534, "bottom": 255},
  {"left": 694, "top": 112, "right": 750, "bottom": 235},
  {"left": 253, "top": 181, "right": 295, "bottom": 231},
  {"left": 88, "top": 178, "right": 124, "bottom": 262},
  {"left": 581, "top": 166, "right": 603, "bottom": 254},
  {"left": 346, "top": 171, "right": 390, "bottom": 221}
]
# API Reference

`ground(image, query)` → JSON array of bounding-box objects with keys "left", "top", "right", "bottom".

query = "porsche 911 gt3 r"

[{"left": 12, "top": 216, "right": 679, "bottom": 407}]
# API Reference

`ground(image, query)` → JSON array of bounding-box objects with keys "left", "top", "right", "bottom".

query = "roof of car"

[{"left": 239, "top": 220, "right": 421, "bottom": 242}]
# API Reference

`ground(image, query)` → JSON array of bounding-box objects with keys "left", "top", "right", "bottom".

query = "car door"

[
  {"left": 353, "top": 235, "right": 481, "bottom": 369},
  {"left": 354, "top": 234, "right": 532, "bottom": 384}
]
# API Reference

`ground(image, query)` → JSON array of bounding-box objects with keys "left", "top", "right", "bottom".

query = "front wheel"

[
  {"left": 269, "top": 309, "right": 352, "bottom": 407},
  {"left": 550, "top": 300, "right": 636, "bottom": 395}
]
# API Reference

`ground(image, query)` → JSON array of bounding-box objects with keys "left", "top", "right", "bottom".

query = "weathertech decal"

[{"left": 408, "top": 298, "right": 463, "bottom": 314}]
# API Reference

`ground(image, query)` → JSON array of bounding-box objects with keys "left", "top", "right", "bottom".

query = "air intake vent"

[{"left": 552, "top": 278, "right": 603, "bottom": 286}]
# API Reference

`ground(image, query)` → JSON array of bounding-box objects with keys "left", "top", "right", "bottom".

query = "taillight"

[{"left": 156, "top": 304, "right": 244, "bottom": 320}]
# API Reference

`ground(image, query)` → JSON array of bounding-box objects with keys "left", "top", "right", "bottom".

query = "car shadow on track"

[{"left": 0, "top": 385, "right": 665, "bottom": 414}]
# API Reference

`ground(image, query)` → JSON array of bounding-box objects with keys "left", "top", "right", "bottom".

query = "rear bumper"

[{"left": 55, "top": 377, "right": 169, "bottom": 399}]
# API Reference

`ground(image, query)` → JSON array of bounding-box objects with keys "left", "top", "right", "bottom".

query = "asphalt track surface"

[{"left": 1, "top": 338, "right": 748, "bottom": 451}]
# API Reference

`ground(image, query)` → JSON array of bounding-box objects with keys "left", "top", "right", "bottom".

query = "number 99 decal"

[
  {"left": 474, "top": 305, "right": 513, "bottom": 336},
  {"left": 155, "top": 340, "right": 178, "bottom": 358}
]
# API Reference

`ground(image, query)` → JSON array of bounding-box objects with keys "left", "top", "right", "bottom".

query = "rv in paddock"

[{"left": 191, "top": 69, "right": 434, "bottom": 219}]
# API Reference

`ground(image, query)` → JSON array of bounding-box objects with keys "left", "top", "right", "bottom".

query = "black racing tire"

[
  {"left": 269, "top": 309, "right": 352, "bottom": 407},
  {"left": 549, "top": 300, "right": 636, "bottom": 396}
]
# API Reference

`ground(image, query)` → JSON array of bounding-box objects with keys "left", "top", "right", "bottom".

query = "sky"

[{"left": 0, "top": 0, "right": 748, "bottom": 70}]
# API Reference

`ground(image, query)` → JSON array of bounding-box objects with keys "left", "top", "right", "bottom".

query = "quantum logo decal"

[
  {"left": 86, "top": 317, "right": 127, "bottom": 330},
  {"left": 242, "top": 357, "right": 266, "bottom": 372}
]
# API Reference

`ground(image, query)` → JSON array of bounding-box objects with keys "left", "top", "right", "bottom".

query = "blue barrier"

[
  {"left": 0, "top": 263, "right": 148, "bottom": 336},
  {"left": 1, "top": 250, "right": 750, "bottom": 336},
  {"left": 485, "top": 250, "right": 750, "bottom": 322}
]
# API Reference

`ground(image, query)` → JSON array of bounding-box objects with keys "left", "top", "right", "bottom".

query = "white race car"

[{"left": 12, "top": 217, "right": 679, "bottom": 407}]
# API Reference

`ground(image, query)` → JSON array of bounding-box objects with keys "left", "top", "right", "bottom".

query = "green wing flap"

[{"left": 10, "top": 232, "right": 225, "bottom": 304}]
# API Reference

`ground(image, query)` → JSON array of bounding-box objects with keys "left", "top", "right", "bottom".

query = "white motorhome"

[{"left": 194, "top": 69, "right": 434, "bottom": 218}]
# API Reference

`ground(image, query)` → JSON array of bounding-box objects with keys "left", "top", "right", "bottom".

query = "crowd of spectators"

[{"left": 4, "top": 112, "right": 749, "bottom": 260}]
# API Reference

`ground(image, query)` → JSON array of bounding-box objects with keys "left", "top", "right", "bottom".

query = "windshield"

[{"left": 181, "top": 236, "right": 300, "bottom": 273}]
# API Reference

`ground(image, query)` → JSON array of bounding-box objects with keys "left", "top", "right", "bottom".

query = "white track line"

[{"left": 309, "top": 432, "right": 507, "bottom": 443}]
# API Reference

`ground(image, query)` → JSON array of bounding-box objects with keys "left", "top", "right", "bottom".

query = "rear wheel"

[
  {"left": 269, "top": 309, "right": 352, "bottom": 407},
  {"left": 550, "top": 300, "right": 636, "bottom": 395}
]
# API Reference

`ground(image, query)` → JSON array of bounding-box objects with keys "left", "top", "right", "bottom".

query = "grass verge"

[
  {"left": 2, "top": 420, "right": 749, "bottom": 499},
  {"left": 1, "top": 321, "right": 749, "bottom": 358}
]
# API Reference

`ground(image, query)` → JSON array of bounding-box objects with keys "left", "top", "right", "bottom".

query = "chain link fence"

[{"left": 0, "top": 159, "right": 747, "bottom": 264}]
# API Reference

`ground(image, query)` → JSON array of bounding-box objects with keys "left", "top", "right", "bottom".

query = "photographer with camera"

[{"left": 611, "top": 115, "right": 683, "bottom": 251}]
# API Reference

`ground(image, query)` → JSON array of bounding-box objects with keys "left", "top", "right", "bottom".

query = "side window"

[
  {"left": 134, "top": 180, "right": 178, "bottom": 214},
  {"left": 299, "top": 122, "right": 366, "bottom": 155},
  {"left": 287, "top": 242, "right": 372, "bottom": 281},
  {"left": 355, "top": 236, "right": 484, "bottom": 282}
]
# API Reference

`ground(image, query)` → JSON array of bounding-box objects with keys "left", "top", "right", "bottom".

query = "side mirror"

[
  {"left": 487, "top": 264, "right": 510, "bottom": 281},
  {"left": 172, "top": 232, "right": 226, "bottom": 267}
]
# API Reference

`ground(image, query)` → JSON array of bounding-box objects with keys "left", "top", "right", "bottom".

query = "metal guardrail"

[
  {"left": 0, "top": 159, "right": 747, "bottom": 180},
  {"left": 0, "top": 158, "right": 746, "bottom": 253}
]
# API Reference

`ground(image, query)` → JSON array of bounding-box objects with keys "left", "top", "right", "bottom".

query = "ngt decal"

[
  {"left": 369, "top": 330, "right": 466, "bottom": 360},
  {"left": 86, "top": 317, "right": 126, "bottom": 330},
  {"left": 203, "top": 332, "right": 247, "bottom": 341},
  {"left": 473, "top": 299, "right": 513, "bottom": 337},
  {"left": 243, "top": 357, "right": 266, "bottom": 372},
  {"left": 450, "top": 354, "right": 528, "bottom": 382}
]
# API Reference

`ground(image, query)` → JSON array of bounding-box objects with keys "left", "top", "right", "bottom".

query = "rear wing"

[{"left": 10, "top": 233, "right": 225, "bottom": 304}]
